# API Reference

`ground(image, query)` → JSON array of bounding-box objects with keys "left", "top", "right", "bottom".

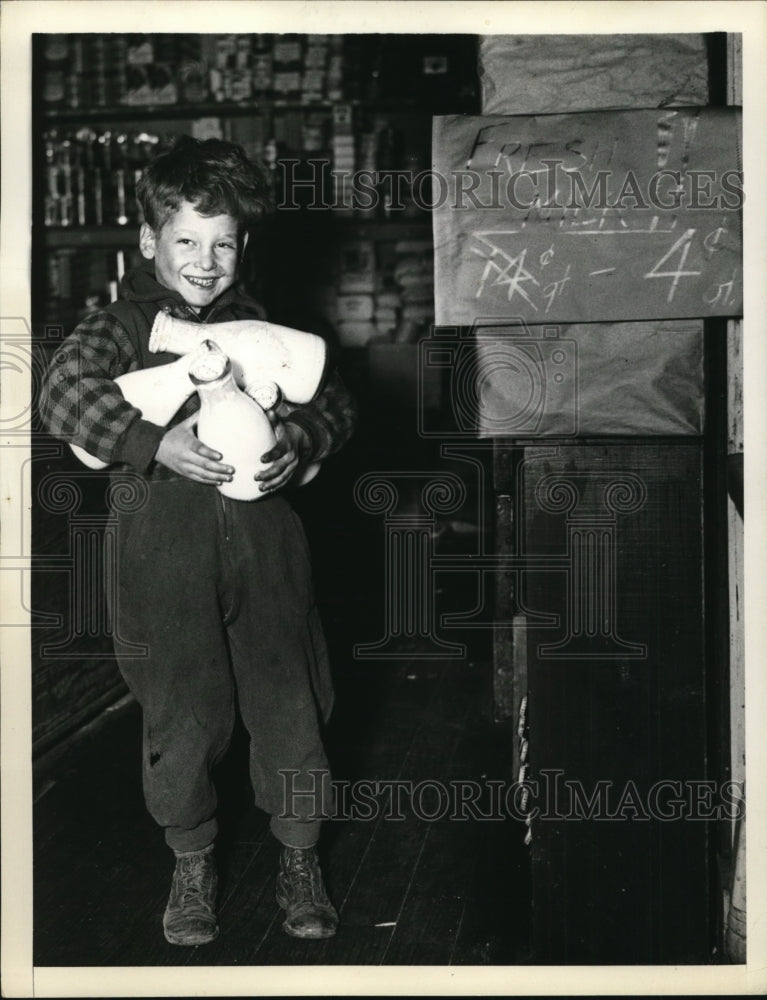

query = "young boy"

[{"left": 40, "top": 137, "right": 356, "bottom": 946}]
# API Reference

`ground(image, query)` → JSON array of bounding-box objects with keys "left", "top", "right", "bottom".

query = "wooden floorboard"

[
  {"left": 34, "top": 657, "right": 531, "bottom": 966},
  {"left": 251, "top": 662, "right": 450, "bottom": 965}
]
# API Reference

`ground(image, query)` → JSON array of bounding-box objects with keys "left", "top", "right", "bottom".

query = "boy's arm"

[
  {"left": 39, "top": 311, "right": 165, "bottom": 472},
  {"left": 280, "top": 367, "right": 358, "bottom": 463},
  {"left": 254, "top": 366, "right": 357, "bottom": 493}
]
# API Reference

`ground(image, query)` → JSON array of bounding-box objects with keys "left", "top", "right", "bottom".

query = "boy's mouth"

[{"left": 184, "top": 275, "right": 219, "bottom": 290}]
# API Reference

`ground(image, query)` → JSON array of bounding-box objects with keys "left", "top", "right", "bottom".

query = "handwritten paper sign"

[{"left": 433, "top": 109, "right": 742, "bottom": 325}]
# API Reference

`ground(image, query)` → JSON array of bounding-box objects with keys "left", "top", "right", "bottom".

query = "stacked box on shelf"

[
  {"left": 331, "top": 103, "right": 356, "bottom": 216},
  {"left": 177, "top": 35, "right": 207, "bottom": 104},
  {"left": 124, "top": 34, "right": 178, "bottom": 106},
  {"left": 251, "top": 35, "right": 274, "bottom": 101},
  {"left": 365, "top": 235, "right": 439, "bottom": 409},
  {"left": 271, "top": 35, "right": 303, "bottom": 103},
  {"left": 326, "top": 35, "right": 344, "bottom": 101},
  {"left": 301, "top": 35, "right": 328, "bottom": 103},
  {"left": 334, "top": 241, "right": 375, "bottom": 347},
  {"left": 40, "top": 33, "right": 347, "bottom": 110},
  {"left": 333, "top": 236, "right": 435, "bottom": 349},
  {"left": 392, "top": 239, "right": 434, "bottom": 342}
]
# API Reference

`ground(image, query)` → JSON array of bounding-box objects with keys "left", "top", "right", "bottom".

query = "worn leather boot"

[
  {"left": 276, "top": 846, "right": 339, "bottom": 939},
  {"left": 163, "top": 844, "right": 219, "bottom": 945}
]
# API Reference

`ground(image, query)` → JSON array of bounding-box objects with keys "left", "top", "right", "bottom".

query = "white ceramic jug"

[
  {"left": 189, "top": 340, "right": 278, "bottom": 501},
  {"left": 70, "top": 342, "right": 322, "bottom": 491},
  {"left": 149, "top": 311, "right": 327, "bottom": 404},
  {"left": 69, "top": 346, "right": 210, "bottom": 470}
]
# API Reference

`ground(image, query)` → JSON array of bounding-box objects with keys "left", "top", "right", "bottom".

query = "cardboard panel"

[
  {"left": 480, "top": 34, "right": 709, "bottom": 115},
  {"left": 433, "top": 109, "right": 742, "bottom": 324},
  {"left": 473, "top": 320, "right": 704, "bottom": 437}
]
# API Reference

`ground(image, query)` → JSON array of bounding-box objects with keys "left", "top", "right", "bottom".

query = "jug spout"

[{"left": 149, "top": 311, "right": 328, "bottom": 404}]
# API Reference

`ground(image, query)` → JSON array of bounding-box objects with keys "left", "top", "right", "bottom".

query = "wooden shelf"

[
  {"left": 42, "top": 226, "right": 138, "bottom": 249},
  {"left": 42, "top": 218, "right": 433, "bottom": 249},
  {"left": 40, "top": 97, "right": 465, "bottom": 125}
]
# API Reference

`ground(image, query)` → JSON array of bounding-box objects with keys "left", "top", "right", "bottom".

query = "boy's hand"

[
  {"left": 155, "top": 413, "right": 235, "bottom": 484},
  {"left": 255, "top": 411, "right": 311, "bottom": 494}
]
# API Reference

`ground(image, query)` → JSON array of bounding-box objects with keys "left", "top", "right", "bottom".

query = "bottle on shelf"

[
  {"left": 41, "top": 34, "right": 69, "bottom": 107},
  {"left": 148, "top": 311, "right": 328, "bottom": 405}
]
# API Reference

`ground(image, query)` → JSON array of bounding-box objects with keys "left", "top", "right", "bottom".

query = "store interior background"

[{"left": 30, "top": 31, "right": 744, "bottom": 967}]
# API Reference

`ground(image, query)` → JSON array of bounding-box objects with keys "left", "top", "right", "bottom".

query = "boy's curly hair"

[{"left": 136, "top": 136, "right": 274, "bottom": 232}]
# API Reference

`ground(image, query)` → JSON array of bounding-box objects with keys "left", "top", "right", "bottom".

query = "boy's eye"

[{"left": 217, "top": 242, "right": 235, "bottom": 250}]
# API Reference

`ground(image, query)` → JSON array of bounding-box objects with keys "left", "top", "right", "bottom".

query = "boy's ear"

[
  {"left": 240, "top": 230, "right": 249, "bottom": 259},
  {"left": 139, "top": 223, "right": 157, "bottom": 260}
]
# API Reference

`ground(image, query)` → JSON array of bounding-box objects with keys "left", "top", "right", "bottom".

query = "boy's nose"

[{"left": 197, "top": 250, "right": 216, "bottom": 270}]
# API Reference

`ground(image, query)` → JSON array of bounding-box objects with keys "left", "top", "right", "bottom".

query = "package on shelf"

[
  {"left": 337, "top": 294, "right": 375, "bottom": 322},
  {"left": 179, "top": 59, "right": 208, "bottom": 104},
  {"left": 213, "top": 35, "right": 237, "bottom": 69},
  {"left": 126, "top": 34, "right": 155, "bottom": 66},
  {"left": 332, "top": 102, "right": 354, "bottom": 136},
  {"left": 273, "top": 37, "right": 303, "bottom": 67},
  {"left": 252, "top": 53, "right": 274, "bottom": 98},
  {"left": 121, "top": 65, "right": 153, "bottom": 106},
  {"left": 332, "top": 137, "right": 355, "bottom": 171},
  {"left": 231, "top": 69, "right": 254, "bottom": 103},
  {"left": 304, "top": 42, "right": 329, "bottom": 69},
  {"left": 374, "top": 322, "right": 397, "bottom": 342},
  {"left": 326, "top": 50, "right": 344, "bottom": 101},
  {"left": 394, "top": 255, "right": 433, "bottom": 286},
  {"left": 235, "top": 35, "right": 253, "bottom": 70},
  {"left": 300, "top": 114, "right": 328, "bottom": 153},
  {"left": 330, "top": 103, "right": 355, "bottom": 213},
  {"left": 205, "top": 35, "right": 253, "bottom": 102},
  {"left": 337, "top": 321, "right": 378, "bottom": 348},
  {"left": 375, "top": 290, "right": 402, "bottom": 311},
  {"left": 273, "top": 69, "right": 302, "bottom": 101},
  {"left": 209, "top": 68, "right": 254, "bottom": 104},
  {"left": 41, "top": 31, "right": 351, "bottom": 110},
  {"left": 374, "top": 306, "right": 398, "bottom": 326},
  {"left": 338, "top": 242, "right": 376, "bottom": 293},
  {"left": 122, "top": 63, "right": 178, "bottom": 106},
  {"left": 190, "top": 117, "right": 224, "bottom": 141},
  {"left": 271, "top": 34, "right": 302, "bottom": 102},
  {"left": 332, "top": 161, "right": 355, "bottom": 211},
  {"left": 301, "top": 70, "right": 326, "bottom": 104}
]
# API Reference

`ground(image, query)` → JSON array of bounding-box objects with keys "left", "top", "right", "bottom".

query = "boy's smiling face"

[{"left": 139, "top": 200, "right": 247, "bottom": 313}]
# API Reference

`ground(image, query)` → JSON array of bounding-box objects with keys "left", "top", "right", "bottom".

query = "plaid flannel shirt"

[{"left": 40, "top": 266, "right": 357, "bottom": 475}]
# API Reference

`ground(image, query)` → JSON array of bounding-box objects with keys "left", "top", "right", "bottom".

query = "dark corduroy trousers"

[{"left": 108, "top": 478, "right": 334, "bottom": 853}]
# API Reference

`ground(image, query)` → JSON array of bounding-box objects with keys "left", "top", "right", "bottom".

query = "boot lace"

[
  {"left": 284, "top": 848, "right": 328, "bottom": 905},
  {"left": 175, "top": 853, "right": 215, "bottom": 910}
]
